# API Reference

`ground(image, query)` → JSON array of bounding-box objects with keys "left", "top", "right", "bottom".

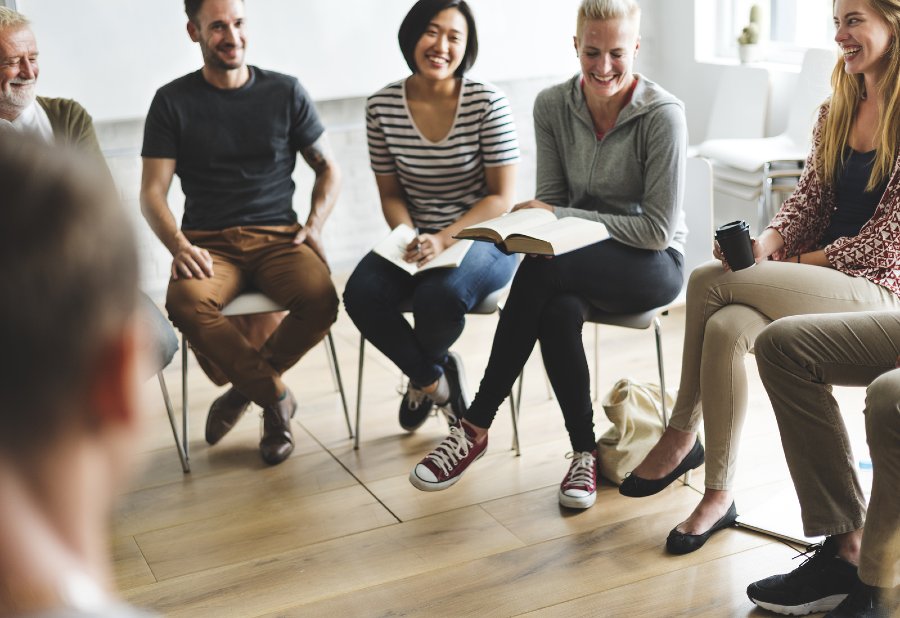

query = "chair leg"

[
  {"left": 325, "top": 335, "right": 340, "bottom": 392},
  {"left": 326, "top": 332, "right": 353, "bottom": 440},
  {"left": 593, "top": 323, "right": 600, "bottom": 402},
  {"left": 509, "top": 387, "right": 521, "bottom": 456},
  {"left": 354, "top": 336, "right": 365, "bottom": 450},
  {"left": 653, "top": 317, "right": 668, "bottom": 427},
  {"left": 181, "top": 333, "right": 190, "bottom": 465},
  {"left": 159, "top": 371, "right": 190, "bottom": 473}
]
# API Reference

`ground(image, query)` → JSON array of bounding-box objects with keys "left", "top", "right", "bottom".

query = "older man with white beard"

[
  {"left": 0, "top": 7, "right": 181, "bottom": 377},
  {"left": 0, "top": 8, "right": 105, "bottom": 163}
]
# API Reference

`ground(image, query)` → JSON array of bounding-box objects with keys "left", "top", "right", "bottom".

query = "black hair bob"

[{"left": 398, "top": 0, "right": 478, "bottom": 77}]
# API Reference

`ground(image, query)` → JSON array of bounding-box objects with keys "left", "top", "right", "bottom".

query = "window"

[{"left": 710, "top": 1, "right": 835, "bottom": 65}]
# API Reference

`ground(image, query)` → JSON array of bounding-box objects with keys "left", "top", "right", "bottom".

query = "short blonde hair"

[
  {"left": 576, "top": 0, "right": 641, "bottom": 41},
  {"left": 0, "top": 7, "right": 29, "bottom": 30}
]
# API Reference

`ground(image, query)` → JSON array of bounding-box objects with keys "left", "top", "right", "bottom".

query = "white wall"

[{"left": 19, "top": 0, "right": 582, "bottom": 121}]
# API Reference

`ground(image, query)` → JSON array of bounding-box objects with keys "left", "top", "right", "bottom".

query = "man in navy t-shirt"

[{"left": 140, "top": 0, "right": 342, "bottom": 466}]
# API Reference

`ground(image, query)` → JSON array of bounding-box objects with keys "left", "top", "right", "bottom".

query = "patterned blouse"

[{"left": 769, "top": 102, "right": 900, "bottom": 298}]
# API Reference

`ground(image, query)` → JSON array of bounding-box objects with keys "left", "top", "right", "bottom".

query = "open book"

[
  {"left": 373, "top": 224, "right": 473, "bottom": 276},
  {"left": 454, "top": 209, "right": 609, "bottom": 256}
]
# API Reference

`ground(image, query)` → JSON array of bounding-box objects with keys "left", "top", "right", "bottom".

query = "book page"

[
  {"left": 506, "top": 217, "right": 609, "bottom": 255},
  {"left": 455, "top": 208, "right": 557, "bottom": 242},
  {"left": 373, "top": 224, "right": 473, "bottom": 275}
]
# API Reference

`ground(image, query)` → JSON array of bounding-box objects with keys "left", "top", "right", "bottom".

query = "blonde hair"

[
  {"left": 822, "top": 0, "right": 900, "bottom": 191},
  {"left": 576, "top": 0, "right": 641, "bottom": 41},
  {"left": 0, "top": 7, "right": 29, "bottom": 30}
]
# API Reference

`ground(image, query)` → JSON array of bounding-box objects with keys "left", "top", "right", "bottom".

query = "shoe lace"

[
  {"left": 787, "top": 541, "right": 830, "bottom": 575},
  {"left": 425, "top": 425, "right": 472, "bottom": 476},
  {"left": 563, "top": 451, "right": 596, "bottom": 489}
]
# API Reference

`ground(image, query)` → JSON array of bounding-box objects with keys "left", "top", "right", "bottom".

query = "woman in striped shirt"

[{"left": 343, "top": 0, "right": 520, "bottom": 433}]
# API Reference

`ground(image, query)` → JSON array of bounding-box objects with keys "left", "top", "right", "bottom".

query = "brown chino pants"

[
  {"left": 755, "top": 311, "right": 900, "bottom": 588},
  {"left": 166, "top": 224, "right": 338, "bottom": 407}
]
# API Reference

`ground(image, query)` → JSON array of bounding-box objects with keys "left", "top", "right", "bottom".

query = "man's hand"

[
  {"left": 294, "top": 223, "right": 328, "bottom": 266},
  {"left": 512, "top": 199, "right": 555, "bottom": 213},
  {"left": 172, "top": 244, "right": 214, "bottom": 279}
]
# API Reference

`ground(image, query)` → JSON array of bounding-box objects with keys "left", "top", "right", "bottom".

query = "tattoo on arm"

[{"left": 301, "top": 135, "right": 333, "bottom": 175}]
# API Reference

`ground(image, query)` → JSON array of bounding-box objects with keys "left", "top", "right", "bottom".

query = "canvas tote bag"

[{"left": 597, "top": 378, "right": 675, "bottom": 484}]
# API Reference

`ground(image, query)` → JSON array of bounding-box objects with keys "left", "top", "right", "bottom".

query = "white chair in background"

[
  {"left": 697, "top": 47, "right": 836, "bottom": 231},
  {"left": 688, "top": 64, "right": 770, "bottom": 157}
]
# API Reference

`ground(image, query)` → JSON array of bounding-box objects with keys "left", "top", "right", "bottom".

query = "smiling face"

[
  {"left": 834, "top": 0, "right": 894, "bottom": 80},
  {"left": 412, "top": 7, "right": 468, "bottom": 82},
  {"left": 0, "top": 26, "right": 39, "bottom": 121},
  {"left": 574, "top": 17, "right": 640, "bottom": 101},
  {"left": 188, "top": 0, "right": 246, "bottom": 73}
]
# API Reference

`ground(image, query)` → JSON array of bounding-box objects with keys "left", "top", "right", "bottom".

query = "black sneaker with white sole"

[
  {"left": 398, "top": 384, "right": 434, "bottom": 432},
  {"left": 437, "top": 351, "right": 470, "bottom": 426},
  {"left": 747, "top": 537, "right": 859, "bottom": 615}
]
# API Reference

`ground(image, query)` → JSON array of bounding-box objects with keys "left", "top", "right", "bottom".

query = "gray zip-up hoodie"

[{"left": 535, "top": 73, "right": 688, "bottom": 255}]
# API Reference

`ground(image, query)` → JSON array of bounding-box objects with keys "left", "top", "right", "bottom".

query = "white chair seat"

[
  {"left": 697, "top": 135, "right": 805, "bottom": 173},
  {"left": 222, "top": 292, "right": 285, "bottom": 316}
]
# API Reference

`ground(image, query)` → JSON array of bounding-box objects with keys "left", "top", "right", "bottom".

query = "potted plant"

[{"left": 737, "top": 4, "right": 763, "bottom": 63}]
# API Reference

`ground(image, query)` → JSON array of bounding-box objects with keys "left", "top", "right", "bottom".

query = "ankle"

[
  {"left": 462, "top": 420, "right": 488, "bottom": 444},
  {"left": 833, "top": 531, "right": 863, "bottom": 566}
]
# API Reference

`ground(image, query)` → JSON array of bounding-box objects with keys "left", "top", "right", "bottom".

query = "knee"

[
  {"left": 303, "top": 282, "right": 339, "bottom": 331},
  {"left": 704, "top": 307, "right": 755, "bottom": 355},
  {"left": 413, "top": 282, "right": 466, "bottom": 322},
  {"left": 865, "top": 370, "right": 900, "bottom": 443},
  {"left": 342, "top": 267, "right": 373, "bottom": 320},
  {"left": 686, "top": 261, "right": 723, "bottom": 300},
  {"left": 754, "top": 318, "right": 800, "bottom": 372},
  {"left": 165, "top": 280, "right": 216, "bottom": 328},
  {"left": 539, "top": 295, "right": 585, "bottom": 338}
]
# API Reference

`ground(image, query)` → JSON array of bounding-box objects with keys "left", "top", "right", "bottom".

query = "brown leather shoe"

[
  {"left": 260, "top": 388, "right": 297, "bottom": 465},
  {"left": 205, "top": 387, "right": 252, "bottom": 445}
]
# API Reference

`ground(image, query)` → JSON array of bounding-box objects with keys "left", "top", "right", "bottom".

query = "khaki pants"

[
  {"left": 166, "top": 225, "right": 338, "bottom": 407},
  {"left": 755, "top": 312, "right": 900, "bottom": 588},
  {"left": 668, "top": 260, "right": 900, "bottom": 489}
]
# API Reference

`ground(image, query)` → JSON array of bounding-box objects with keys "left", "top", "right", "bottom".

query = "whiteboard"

[{"left": 19, "top": 0, "right": 582, "bottom": 122}]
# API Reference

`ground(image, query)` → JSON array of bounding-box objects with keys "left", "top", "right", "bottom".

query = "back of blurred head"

[{"left": 0, "top": 136, "right": 144, "bottom": 613}]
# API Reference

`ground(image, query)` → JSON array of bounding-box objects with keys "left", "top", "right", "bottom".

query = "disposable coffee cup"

[{"left": 715, "top": 220, "right": 755, "bottom": 271}]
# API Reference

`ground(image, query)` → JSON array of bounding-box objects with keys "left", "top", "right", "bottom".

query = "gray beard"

[{"left": 0, "top": 85, "right": 36, "bottom": 118}]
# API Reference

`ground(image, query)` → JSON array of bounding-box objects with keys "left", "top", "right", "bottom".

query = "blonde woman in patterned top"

[{"left": 622, "top": 0, "right": 900, "bottom": 559}]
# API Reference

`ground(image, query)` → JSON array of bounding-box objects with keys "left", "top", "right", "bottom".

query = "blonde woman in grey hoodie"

[{"left": 409, "top": 0, "right": 688, "bottom": 512}]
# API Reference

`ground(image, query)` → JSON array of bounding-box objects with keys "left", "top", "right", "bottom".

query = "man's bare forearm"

[
  {"left": 301, "top": 135, "right": 341, "bottom": 228},
  {"left": 140, "top": 191, "right": 189, "bottom": 256}
]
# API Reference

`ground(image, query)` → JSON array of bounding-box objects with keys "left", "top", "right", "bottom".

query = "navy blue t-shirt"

[{"left": 141, "top": 66, "right": 325, "bottom": 231}]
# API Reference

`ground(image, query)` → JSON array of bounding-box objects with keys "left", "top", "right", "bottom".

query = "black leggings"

[{"left": 464, "top": 239, "right": 684, "bottom": 452}]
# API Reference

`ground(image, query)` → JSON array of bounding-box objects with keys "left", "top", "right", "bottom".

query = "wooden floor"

[{"left": 117, "top": 290, "right": 869, "bottom": 617}]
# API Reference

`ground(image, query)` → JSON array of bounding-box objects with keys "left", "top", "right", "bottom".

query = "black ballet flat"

[
  {"left": 665, "top": 501, "right": 738, "bottom": 555},
  {"left": 618, "top": 437, "right": 705, "bottom": 497}
]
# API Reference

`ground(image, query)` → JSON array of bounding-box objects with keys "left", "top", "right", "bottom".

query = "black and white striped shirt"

[{"left": 366, "top": 78, "right": 520, "bottom": 231}]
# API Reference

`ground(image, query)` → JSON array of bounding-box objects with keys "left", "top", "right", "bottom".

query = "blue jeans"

[{"left": 343, "top": 242, "right": 516, "bottom": 387}]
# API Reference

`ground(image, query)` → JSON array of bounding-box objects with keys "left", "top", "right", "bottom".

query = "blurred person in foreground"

[{"left": 0, "top": 137, "right": 153, "bottom": 616}]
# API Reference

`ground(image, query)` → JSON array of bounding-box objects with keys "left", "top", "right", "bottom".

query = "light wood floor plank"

[
  {"left": 517, "top": 542, "right": 799, "bottom": 617},
  {"left": 133, "top": 484, "right": 398, "bottom": 580},
  {"left": 123, "top": 505, "right": 524, "bottom": 616},
  {"left": 267, "top": 510, "right": 777, "bottom": 617},
  {"left": 111, "top": 535, "right": 155, "bottom": 590},
  {"left": 114, "top": 449, "right": 358, "bottom": 537}
]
